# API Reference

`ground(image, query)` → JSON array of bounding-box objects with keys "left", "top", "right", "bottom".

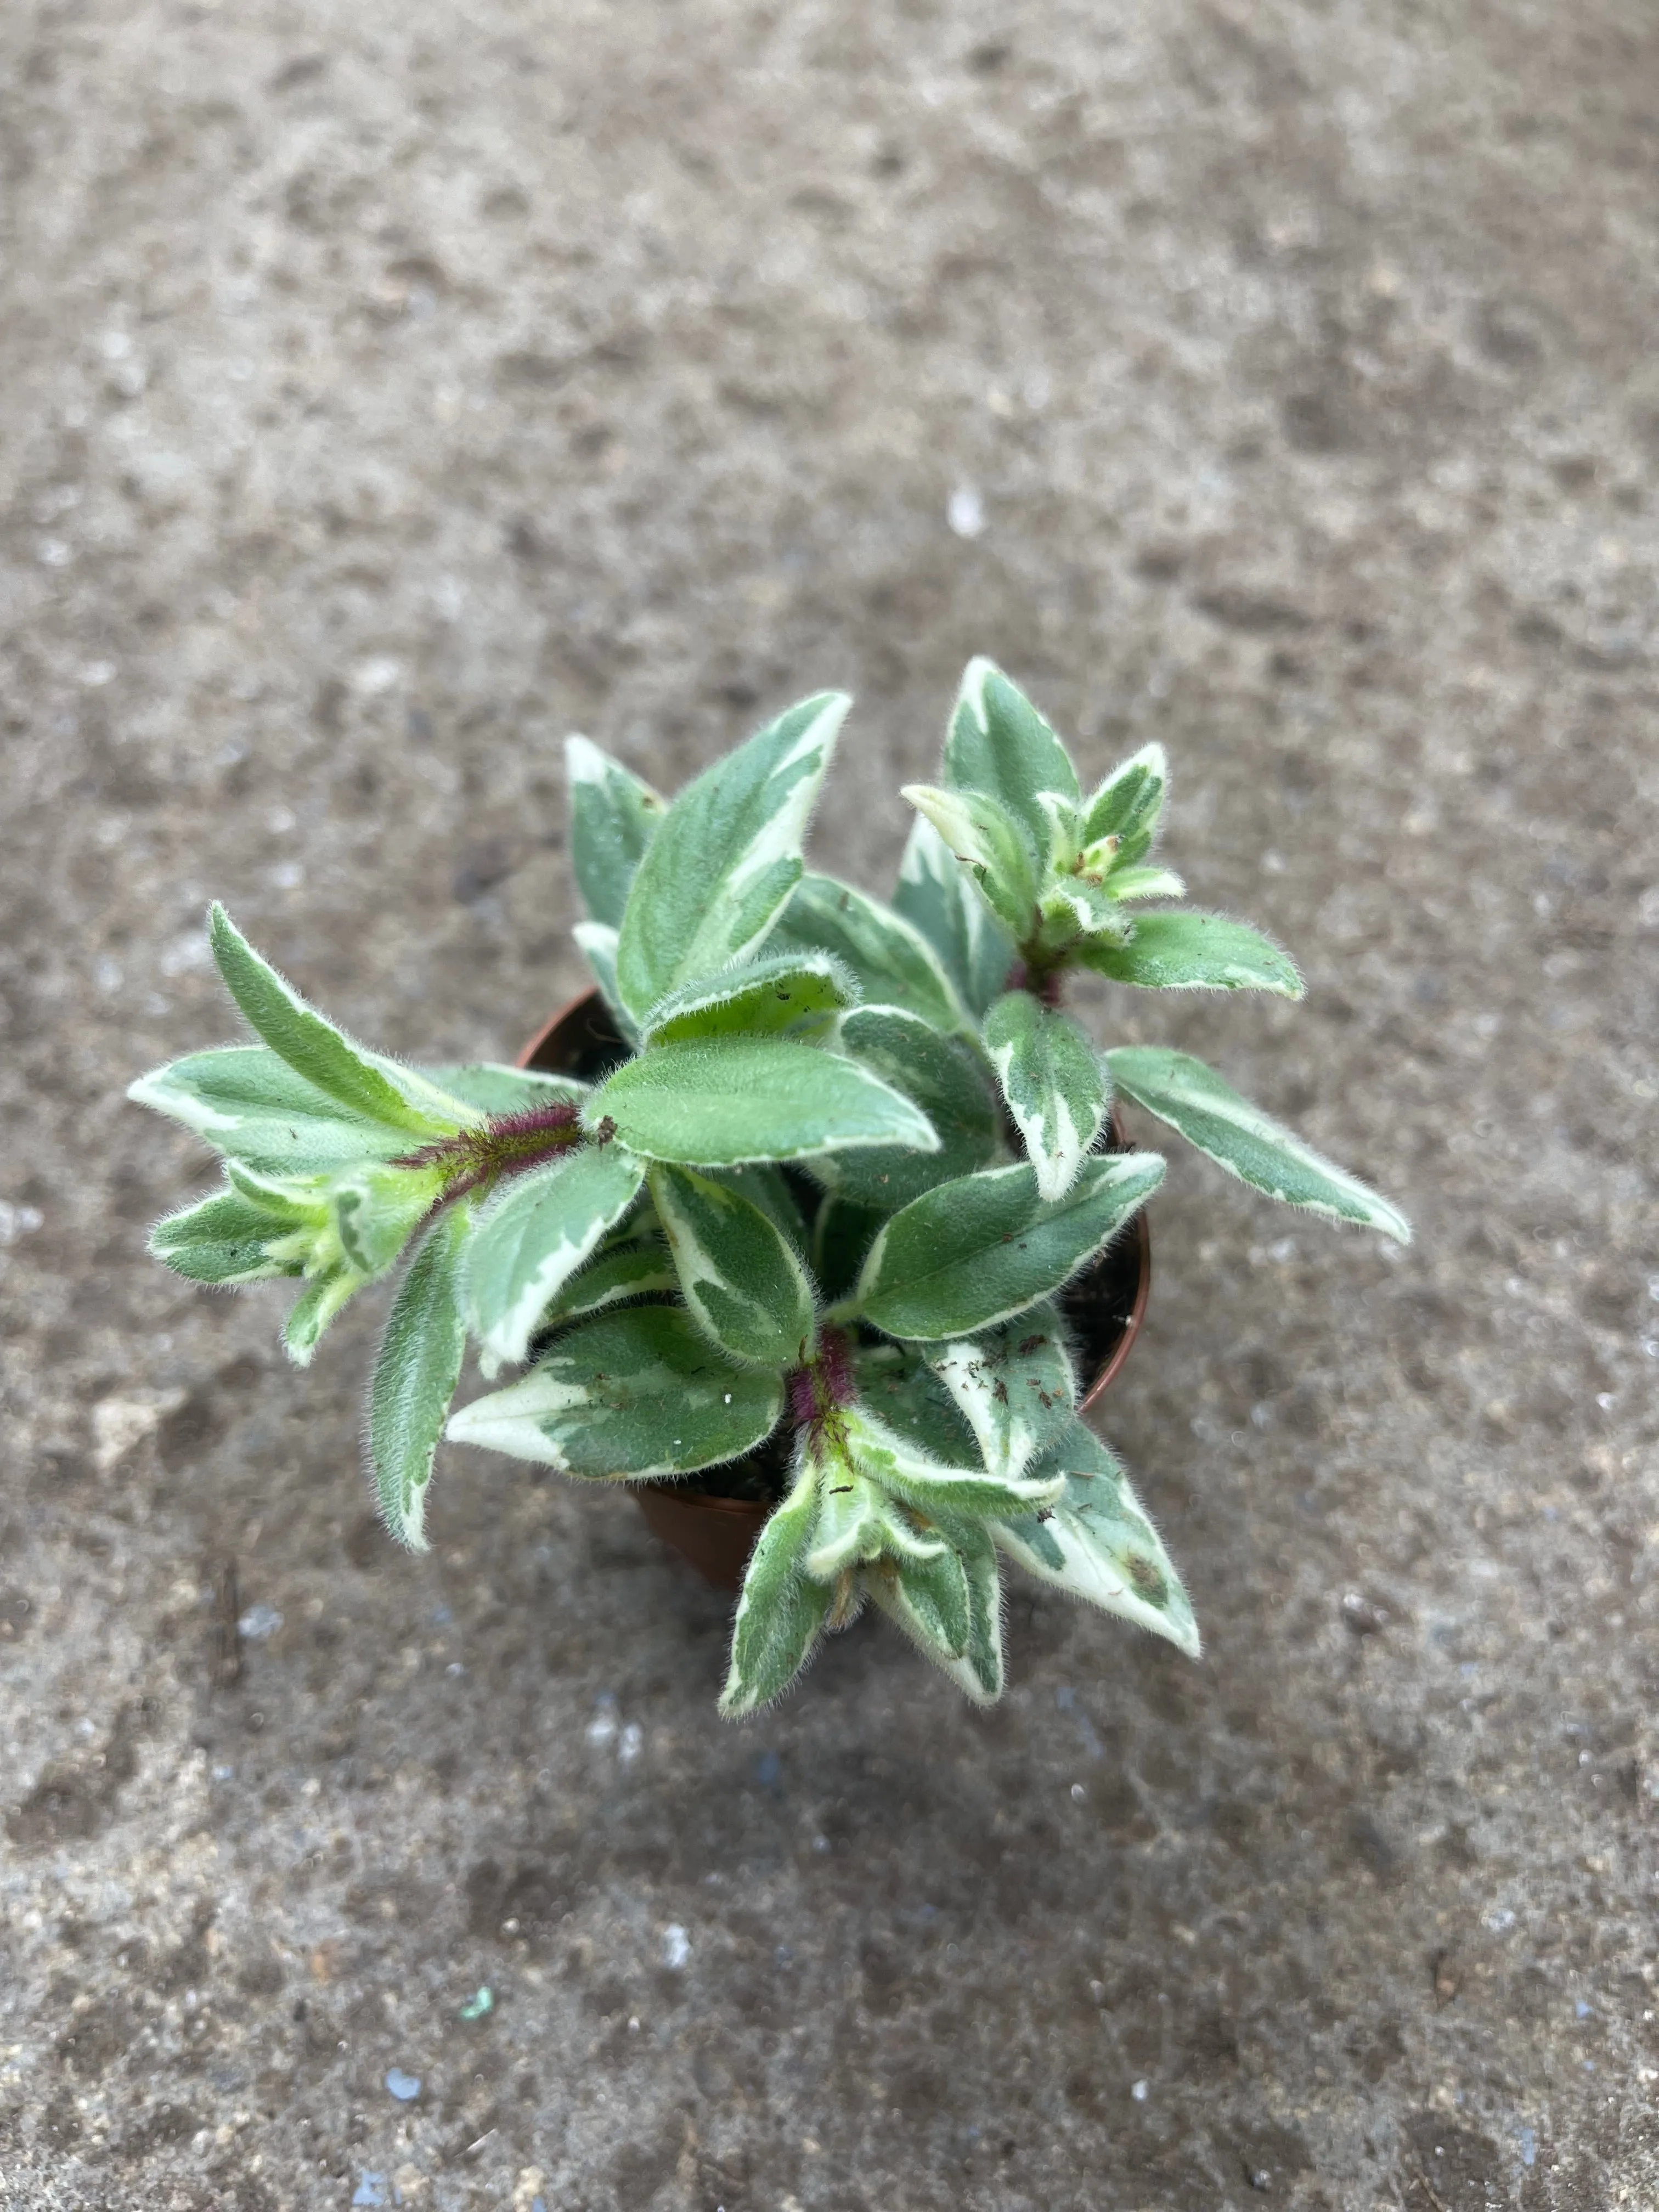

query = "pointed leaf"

[
  {"left": 1082, "top": 911, "right": 1303, "bottom": 997},
  {"left": 936, "top": 1518, "right": 1006, "bottom": 1701},
  {"left": 813, "top": 1195, "right": 888, "bottom": 1304},
  {"left": 464, "top": 1148, "right": 647, "bottom": 1367},
  {"left": 851, "top": 1342, "right": 980, "bottom": 1465},
  {"left": 804, "top": 1466, "right": 895, "bottom": 1579},
  {"left": 763, "top": 873, "right": 967, "bottom": 1032},
  {"left": 589, "top": 1036, "right": 937, "bottom": 1166},
  {"left": 1107, "top": 1047, "right": 1410, "bottom": 1241},
  {"left": 651, "top": 1164, "right": 816, "bottom": 1368},
  {"left": 129, "top": 1048, "right": 411, "bottom": 1176},
  {"left": 994, "top": 1417, "right": 1199, "bottom": 1656},
  {"left": 900, "top": 784, "right": 1039, "bottom": 941},
  {"left": 445, "top": 1306, "right": 782, "bottom": 1478},
  {"left": 894, "top": 812, "right": 1014, "bottom": 1021},
  {"left": 1080, "top": 742, "right": 1167, "bottom": 868},
  {"left": 331, "top": 1163, "right": 445, "bottom": 1280},
  {"left": 368, "top": 1211, "right": 469, "bottom": 1552},
  {"left": 925, "top": 1304, "right": 1076, "bottom": 1476},
  {"left": 983, "top": 992, "right": 1107, "bottom": 1201},
  {"left": 566, "top": 734, "right": 664, "bottom": 929},
  {"left": 615, "top": 691, "right": 849, "bottom": 1019},
  {"left": 149, "top": 1186, "right": 307, "bottom": 1285},
  {"left": 944, "top": 658, "right": 1079, "bottom": 859},
  {"left": 642, "top": 951, "right": 856, "bottom": 1046},
  {"left": 844, "top": 1407, "right": 1062, "bottom": 1520},
  {"left": 848, "top": 1155, "right": 1164, "bottom": 1341},
  {"left": 823, "top": 1006, "right": 1002, "bottom": 1212},
  {"left": 1098, "top": 865, "right": 1185, "bottom": 903},
  {"left": 207, "top": 905, "right": 465, "bottom": 1134},
  {"left": 719, "top": 1460, "right": 832, "bottom": 1718},
  {"left": 283, "top": 1269, "right": 360, "bottom": 1367}
]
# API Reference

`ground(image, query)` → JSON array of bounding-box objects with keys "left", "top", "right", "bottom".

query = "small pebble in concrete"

[
  {"left": 663, "top": 1924, "right": 691, "bottom": 1971},
  {"left": 385, "top": 2067, "right": 421, "bottom": 2102}
]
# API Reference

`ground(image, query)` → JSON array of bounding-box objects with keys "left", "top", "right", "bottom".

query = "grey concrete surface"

[{"left": 2, "top": 2, "right": 1657, "bottom": 2205}]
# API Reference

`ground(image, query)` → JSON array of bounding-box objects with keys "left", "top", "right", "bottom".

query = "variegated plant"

[{"left": 132, "top": 663, "right": 1408, "bottom": 1716}]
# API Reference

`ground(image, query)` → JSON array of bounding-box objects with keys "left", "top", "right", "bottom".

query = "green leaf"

[
  {"left": 943, "top": 659, "right": 1080, "bottom": 860},
  {"left": 823, "top": 1007, "right": 1002, "bottom": 1212},
  {"left": 925, "top": 1304, "right": 1076, "bottom": 1476},
  {"left": 1106, "top": 1047, "right": 1410, "bottom": 1242},
  {"left": 128, "top": 1048, "right": 412, "bottom": 1176},
  {"left": 994, "top": 1416, "right": 1199, "bottom": 1656},
  {"left": 566, "top": 735, "right": 665, "bottom": 930},
  {"left": 149, "top": 1185, "right": 307, "bottom": 1284},
  {"left": 650, "top": 1164, "right": 816, "bottom": 1368},
  {"left": 445, "top": 1306, "right": 782, "bottom": 1478},
  {"left": 851, "top": 1342, "right": 980, "bottom": 1465},
  {"left": 812, "top": 1195, "right": 888, "bottom": 1304},
  {"left": 707, "top": 1163, "right": 808, "bottom": 1247},
  {"left": 847, "top": 1154, "right": 1164, "bottom": 1342},
  {"left": 763, "top": 873, "right": 967, "bottom": 1032},
  {"left": 572, "top": 922, "right": 643, "bottom": 1046},
  {"left": 420, "top": 1064, "right": 589, "bottom": 1116},
  {"left": 1035, "top": 876, "right": 1134, "bottom": 949},
  {"left": 642, "top": 951, "right": 856, "bottom": 1047},
  {"left": 1081, "top": 911, "right": 1303, "bottom": 997},
  {"left": 719, "top": 1460, "right": 832, "bottom": 1718},
  {"left": 983, "top": 992, "right": 1107, "bottom": 1201},
  {"left": 804, "top": 1465, "right": 944, "bottom": 1579},
  {"left": 843, "top": 1407, "right": 1063, "bottom": 1521},
  {"left": 283, "top": 1270, "right": 361, "bottom": 1367},
  {"left": 535, "top": 1238, "right": 678, "bottom": 1329},
  {"left": 614, "top": 691, "right": 849, "bottom": 1020},
  {"left": 331, "top": 1164, "right": 445, "bottom": 1279},
  {"left": 589, "top": 1036, "right": 938, "bottom": 1166},
  {"left": 207, "top": 905, "right": 466, "bottom": 1134},
  {"left": 368, "top": 1211, "right": 469, "bottom": 1552},
  {"left": 464, "top": 1148, "right": 647, "bottom": 1367},
  {"left": 899, "top": 784, "right": 1040, "bottom": 941},
  {"left": 1098, "top": 865, "right": 1185, "bottom": 903},
  {"left": 1079, "top": 742, "right": 1167, "bottom": 870},
  {"left": 862, "top": 1544, "right": 972, "bottom": 1664},
  {"left": 935, "top": 1517, "right": 1006, "bottom": 1702},
  {"left": 894, "top": 814, "right": 1015, "bottom": 1020}
]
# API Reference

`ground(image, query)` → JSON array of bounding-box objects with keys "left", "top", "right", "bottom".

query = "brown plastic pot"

[{"left": 517, "top": 987, "right": 1151, "bottom": 1593}]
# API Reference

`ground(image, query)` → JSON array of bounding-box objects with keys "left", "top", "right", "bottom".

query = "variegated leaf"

[
  {"left": 1082, "top": 911, "right": 1303, "bottom": 997},
  {"left": 614, "top": 691, "right": 849, "bottom": 1019},
  {"left": 899, "top": 783, "right": 1040, "bottom": 941},
  {"left": 943, "top": 658, "right": 1080, "bottom": 862},
  {"left": 572, "top": 921, "right": 642, "bottom": 1046},
  {"left": 128, "top": 1048, "right": 411, "bottom": 1177},
  {"left": 1079, "top": 741, "right": 1167, "bottom": 871},
  {"left": 719, "top": 1458, "right": 832, "bottom": 1718},
  {"left": 650, "top": 1164, "right": 816, "bottom": 1368},
  {"left": 464, "top": 1147, "right": 647, "bottom": 1368},
  {"left": 982, "top": 992, "right": 1107, "bottom": 1201},
  {"left": 1107, "top": 1047, "right": 1410, "bottom": 1240},
  {"left": 445, "top": 1305, "right": 782, "bottom": 1478},
  {"left": 763, "top": 873, "right": 967, "bottom": 1032},
  {"left": 925, "top": 1304, "right": 1076, "bottom": 1477},
  {"left": 368, "top": 1211, "right": 469, "bottom": 1553},
  {"left": 823, "top": 1006, "right": 1002, "bottom": 1212},
  {"left": 862, "top": 1545, "right": 972, "bottom": 1665},
  {"left": 566, "top": 734, "right": 665, "bottom": 929},
  {"left": 843, "top": 1407, "right": 1062, "bottom": 1521},
  {"left": 894, "top": 812, "right": 1014, "bottom": 1019},
  {"left": 642, "top": 951, "right": 856, "bottom": 1047}
]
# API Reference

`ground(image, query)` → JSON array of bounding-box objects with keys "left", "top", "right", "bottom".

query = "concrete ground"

[{"left": 2, "top": 1, "right": 1656, "bottom": 2205}]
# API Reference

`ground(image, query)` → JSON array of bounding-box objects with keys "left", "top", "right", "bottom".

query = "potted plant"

[{"left": 131, "top": 661, "right": 1408, "bottom": 1715}]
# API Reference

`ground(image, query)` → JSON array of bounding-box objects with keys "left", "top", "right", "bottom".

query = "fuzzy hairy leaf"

[
  {"left": 943, "top": 659, "right": 1079, "bottom": 860},
  {"left": 719, "top": 1461, "right": 831, "bottom": 1718},
  {"left": 571, "top": 922, "right": 642, "bottom": 1046},
  {"left": 650, "top": 1164, "right": 816, "bottom": 1368},
  {"left": 1107, "top": 1047, "right": 1409, "bottom": 1240},
  {"left": 149, "top": 1186, "right": 308, "bottom": 1284},
  {"left": 534, "top": 1238, "right": 678, "bottom": 1330},
  {"left": 421, "top": 1064, "right": 589, "bottom": 1116},
  {"left": 1036, "top": 876, "right": 1135, "bottom": 950},
  {"left": 983, "top": 992, "right": 1107, "bottom": 1202},
  {"left": 812, "top": 1195, "right": 888, "bottom": 1304},
  {"left": 900, "top": 783, "right": 1040, "bottom": 941},
  {"left": 863, "top": 1545, "right": 972, "bottom": 1664},
  {"left": 566, "top": 735, "right": 665, "bottom": 930},
  {"left": 844, "top": 1407, "right": 1063, "bottom": 1521},
  {"left": 1079, "top": 742, "right": 1167, "bottom": 869},
  {"left": 894, "top": 814, "right": 1015, "bottom": 1020},
  {"left": 589, "top": 1036, "right": 937, "bottom": 1166},
  {"left": 1098, "top": 865, "right": 1185, "bottom": 903},
  {"left": 926, "top": 1304, "right": 1076, "bottom": 1476},
  {"left": 207, "top": 905, "right": 469, "bottom": 1134},
  {"left": 614, "top": 691, "right": 848, "bottom": 1019},
  {"left": 465, "top": 1148, "right": 647, "bottom": 1368},
  {"left": 128, "top": 1048, "right": 411, "bottom": 1177},
  {"left": 642, "top": 951, "right": 856, "bottom": 1047},
  {"left": 935, "top": 1517, "right": 1005, "bottom": 1701},
  {"left": 823, "top": 1007, "right": 1002, "bottom": 1212},
  {"left": 1082, "top": 911, "right": 1303, "bottom": 997},
  {"left": 764, "top": 873, "right": 967, "bottom": 1032},
  {"left": 994, "top": 1417, "right": 1198, "bottom": 1656},
  {"left": 851, "top": 1342, "right": 981, "bottom": 1465},
  {"left": 283, "top": 1271, "right": 360, "bottom": 1366},
  {"left": 331, "top": 1164, "right": 445, "bottom": 1280},
  {"left": 848, "top": 1154, "right": 1164, "bottom": 1341},
  {"left": 369, "top": 1212, "right": 469, "bottom": 1552},
  {"left": 706, "top": 1163, "right": 808, "bottom": 1246},
  {"left": 445, "top": 1305, "right": 782, "bottom": 1477}
]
